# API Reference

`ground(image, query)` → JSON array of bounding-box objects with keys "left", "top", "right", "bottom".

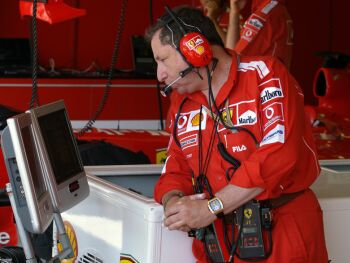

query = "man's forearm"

[
  {"left": 161, "top": 190, "right": 184, "bottom": 210},
  {"left": 226, "top": 10, "right": 241, "bottom": 49}
]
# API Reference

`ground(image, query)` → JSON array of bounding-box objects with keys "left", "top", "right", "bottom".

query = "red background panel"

[
  {"left": 0, "top": 0, "right": 349, "bottom": 108},
  {"left": 0, "top": 78, "right": 169, "bottom": 120}
]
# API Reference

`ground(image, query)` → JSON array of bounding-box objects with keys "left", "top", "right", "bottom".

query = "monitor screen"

[
  {"left": 37, "top": 109, "right": 83, "bottom": 185},
  {"left": 28, "top": 100, "right": 89, "bottom": 212},
  {"left": 0, "top": 38, "right": 31, "bottom": 68}
]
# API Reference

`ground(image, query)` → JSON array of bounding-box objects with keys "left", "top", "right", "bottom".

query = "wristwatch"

[{"left": 208, "top": 196, "right": 224, "bottom": 219}]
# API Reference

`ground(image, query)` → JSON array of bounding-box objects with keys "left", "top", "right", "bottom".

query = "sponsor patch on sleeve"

[
  {"left": 260, "top": 124, "right": 285, "bottom": 146},
  {"left": 259, "top": 78, "right": 283, "bottom": 104},
  {"left": 262, "top": 102, "right": 284, "bottom": 131},
  {"left": 241, "top": 27, "right": 258, "bottom": 42},
  {"left": 261, "top": 1, "right": 278, "bottom": 14},
  {"left": 246, "top": 14, "right": 265, "bottom": 31}
]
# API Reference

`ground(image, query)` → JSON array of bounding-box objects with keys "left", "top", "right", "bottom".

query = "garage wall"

[{"left": 0, "top": 0, "right": 349, "bottom": 105}]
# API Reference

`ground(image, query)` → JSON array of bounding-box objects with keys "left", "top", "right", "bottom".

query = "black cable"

[
  {"left": 207, "top": 61, "right": 259, "bottom": 146},
  {"left": 29, "top": 0, "right": 40, "bottom": 109},
  {"left": 0, "top": 246, "right": 26, "bottom": 263},
  {"left": 205, "top": 65, "right": 242, "bottom": 170},
  {"left": 78, "top": 0, "right": 128, "bottom": 136},
  {"left": 156, "top": 81, "right": 164, "bottom": 130}
]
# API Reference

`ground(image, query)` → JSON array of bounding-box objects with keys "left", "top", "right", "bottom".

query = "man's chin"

[{"left": 173, "top": 88, "right": 185, "bottom": 94}]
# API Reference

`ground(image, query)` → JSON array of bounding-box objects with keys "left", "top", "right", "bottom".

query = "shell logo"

[
  {"left": 57, "top": 221, "right": 78, "bottom": 263},
  {"left": 195, "top": 46, "right": 204, "bottom": 55},
  {"left": 191, "top": 113, "right": 203, "bottom": 126},
  {"left": 120, "top": 253, "right": 139, "bottom": 263}
]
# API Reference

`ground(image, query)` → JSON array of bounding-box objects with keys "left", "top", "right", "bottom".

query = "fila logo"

[{"left": 232, "top": 145, "right": 247, "bottom": 152}]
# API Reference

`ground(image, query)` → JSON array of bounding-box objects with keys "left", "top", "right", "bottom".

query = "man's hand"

[
  {"left": 202, "top": 1, "right": 222, "bottom": 21},
  {"left": 163, "top": 193, "right": 217, "bottom": 232},
  {"left": 230, "top": 0, "right": 247, "bottom": 14}
]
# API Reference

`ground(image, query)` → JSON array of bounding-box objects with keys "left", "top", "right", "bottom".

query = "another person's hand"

[
  {"left": 201, "top": 0, "right": 222, "bottom": 21},
  {"left": 230, "top": 0, "right": 246, "bottom": 14},
  {"left": 163, "top": 193, "right": 217, "bottom": 231}
]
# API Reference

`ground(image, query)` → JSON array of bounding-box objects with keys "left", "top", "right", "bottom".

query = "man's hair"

[{"left": 145, "top": 6, "right": 224, "bottom": 48}]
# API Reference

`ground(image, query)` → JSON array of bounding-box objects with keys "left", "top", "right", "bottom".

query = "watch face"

[
  {"left": 209, "top": 197, "right": 223, "bottom": 213},
  {"left": 211, "top": 199, "right": 222, "bottom": 211}
]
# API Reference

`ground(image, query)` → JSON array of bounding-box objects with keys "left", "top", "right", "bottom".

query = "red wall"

[
  {"left": 286, "top": 0, "right": 350, "bottom": 105},
  {"left": 0, "top": 0, "right": 349, "bottom": 106},
  {"left": 0, "top": 0, "right": 195, "bottom": 71}
]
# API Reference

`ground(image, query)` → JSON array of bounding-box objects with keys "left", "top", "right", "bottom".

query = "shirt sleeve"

[
  {"left": 234, "top": 3, "right": 288, "bottom": 60},
  {"left": 230, "top": 58, "right": 319, "bottom": 196}
]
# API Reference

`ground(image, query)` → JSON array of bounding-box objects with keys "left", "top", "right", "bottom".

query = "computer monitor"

[
  {"left": 1, "top": 113, "right": 54, "bottom": 233},
  {"left": 27, "top": 100, "right": 89, "bottom": 212},
  {"left": 0, "top": 38, "right": 31, "bottom": 68}
]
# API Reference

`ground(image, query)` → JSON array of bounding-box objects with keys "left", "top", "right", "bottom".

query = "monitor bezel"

[
  {"left": 6, "top": 112, "right": 53, "bottom": 233},
  {"left": 27, "top": 100, "right": 88, "bottom": 212}
]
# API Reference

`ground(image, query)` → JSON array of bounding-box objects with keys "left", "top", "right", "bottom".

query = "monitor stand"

[{"left": 6, "top": 183, "right": 74, "bottom": 262}]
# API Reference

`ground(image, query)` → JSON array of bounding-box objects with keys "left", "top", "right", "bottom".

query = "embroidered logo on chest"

[{"left": 177, "top": 109, "right": 207, "bottom": 135}]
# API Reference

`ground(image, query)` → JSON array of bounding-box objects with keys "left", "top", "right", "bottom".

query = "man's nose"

[{"left": 157, "top": 67, "right": 167, "bottom": 83}]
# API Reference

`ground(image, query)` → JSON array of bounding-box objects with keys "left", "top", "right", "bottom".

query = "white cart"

[{"left": 60, "top": 161, "right": 350, "bottom": 263}]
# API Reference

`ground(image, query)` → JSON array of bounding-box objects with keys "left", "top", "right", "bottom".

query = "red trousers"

[{"left": 192, "top": 189, "right": 328, "bottom": 263}]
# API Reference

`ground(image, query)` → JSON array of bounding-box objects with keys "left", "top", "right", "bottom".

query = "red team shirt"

[
  {"left": 155, "top": 53, "right": 328, "bottom": 262},
  {"left": 235, "top": 0, "right": 293, "bottom": 68}
]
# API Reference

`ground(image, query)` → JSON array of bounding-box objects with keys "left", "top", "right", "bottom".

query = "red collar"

[{"left": 185, "top": 51, "right": 238, "bottom": 109}]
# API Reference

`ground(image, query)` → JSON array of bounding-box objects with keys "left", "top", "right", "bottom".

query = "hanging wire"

[
  {"left": 29, "top": 0, "right": 40, "bottom": 109},
  {"left": 78, "top": 0, "right": 128, "bottom": 136}
]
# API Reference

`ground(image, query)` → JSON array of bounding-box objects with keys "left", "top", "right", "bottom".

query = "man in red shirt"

[
  {"left": 233, "top": 0, "right": 293, "bottom": 68},
  {"left": 200, "top": 0, "right": 293, "bottom": 68},
  {"left": 146, "top": 6, "right": 328, "bottom": 263}
]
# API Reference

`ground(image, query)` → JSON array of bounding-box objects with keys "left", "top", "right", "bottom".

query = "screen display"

[
  {"left": 0, "top": 38, "right": 31, "bottom": 68},
  {"left": 21, "top": 126, "right": 46, "bottom": 199},
  {"left": 37, "top": 109, "right": 83, "bottom": 185}
]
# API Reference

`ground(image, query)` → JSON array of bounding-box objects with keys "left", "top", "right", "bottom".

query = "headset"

[
  {"left": 164, "top": 5, "right": 213, "bottom": 67},
  {"left": 161, "top": 5, "right": 214, "bottom": 96}
]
